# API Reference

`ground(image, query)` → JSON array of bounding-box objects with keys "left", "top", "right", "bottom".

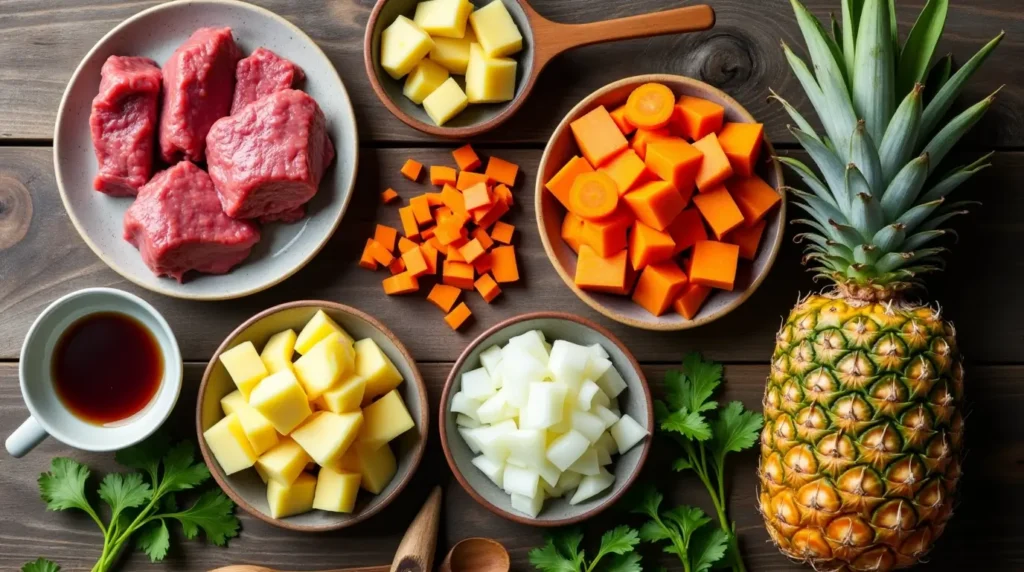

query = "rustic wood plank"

[
  {"left": 1, "top": 147, "right": 1020, "bottom": 363},
  {"left": 0, "top": 363, "right": 1018, "bottom": 571},
  {"left": 0, "top": 0, "right": 1017, "bottom": 146}
]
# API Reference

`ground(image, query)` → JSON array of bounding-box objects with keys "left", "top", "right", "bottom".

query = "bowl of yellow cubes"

[{"left": 196, "top": 301, "right": 428, "bottom": 531}]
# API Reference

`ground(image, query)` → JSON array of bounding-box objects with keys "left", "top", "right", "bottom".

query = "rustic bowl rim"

[
  {"left": 439, "top": 311, "right": 654, "bottom": 527},
  {"left": 534, "top": 73, "right": 787, "bottom": 331},
  {"left": 195, "top": 300, "right": 429, "bottom": 532}
]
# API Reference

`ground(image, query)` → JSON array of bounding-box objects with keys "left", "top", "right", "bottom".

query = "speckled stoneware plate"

[
  {"left": 54, "top": 0, "right": 358, "bottom": 300},
  {"left": 440, "top": 312, "right": 653, "bottom": 526},
  {"left": 196, "top": 301, "right": 428, "bottom": 531}
]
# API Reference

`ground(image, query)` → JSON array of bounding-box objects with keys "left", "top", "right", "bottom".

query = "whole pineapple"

[{"left": 758, "top": 1, "right": 1002, "bottom": 570}]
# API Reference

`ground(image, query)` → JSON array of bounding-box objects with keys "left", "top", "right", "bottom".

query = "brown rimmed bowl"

[
  {"left": 535, "top": 73, "right": 786, "bottom": 331},
  {"left": 196, "top": 301, "right": 428, "bottom": 532},
  {"left": 439, "top": 312, "right": 653, "bottom": 526}
]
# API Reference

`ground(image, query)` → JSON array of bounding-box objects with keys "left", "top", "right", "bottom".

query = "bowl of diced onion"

[{"left": 439, "top": 312, "right": 652, "bottom": 525}]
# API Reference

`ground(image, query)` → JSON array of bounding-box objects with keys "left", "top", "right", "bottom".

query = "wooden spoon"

[{"left": 440, "top": 537, "right": 510, "bottom": 572}]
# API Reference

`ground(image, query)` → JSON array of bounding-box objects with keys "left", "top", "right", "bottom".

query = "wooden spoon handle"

[{"left": 390, "top": 486, "right": 443, "bottom": 572}]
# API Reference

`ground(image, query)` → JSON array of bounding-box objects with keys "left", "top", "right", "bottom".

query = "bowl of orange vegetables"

[{"left": 535, "top": 74, "right": 785, "bottom": 330}]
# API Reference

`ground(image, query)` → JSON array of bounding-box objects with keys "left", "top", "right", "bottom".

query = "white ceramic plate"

[{"left": 54, "top": 0, "right": 358, "bottom": 300}]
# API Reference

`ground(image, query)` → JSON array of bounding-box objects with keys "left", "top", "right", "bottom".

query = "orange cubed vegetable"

[
  {"left": 381, "top": 188, "right": 399, "bottom": 204},
  {"left": 373, "top": 224, "right": 398, "bottom": 252},
  {"left": 388, "top": 257, "right": 406, "bottom": 275},
  {"left": 665, "top": 207, "right": 708, "bottom": 254},
  {"left": 622, "top": 180, "right": 686, "bottom": 232},
  {"left": 383, "top": 272, "right": 419, "bottom": 295},
  {"left": 624, "top": 83, "right": 675, "bottom": 130},
  {"left": 427, "top": 284, "right": 461, "bottom": 312},
  {"left": 425, "top": 192, "right": 444, "bottom": 206},
  {"left": 644, "top": 140, "right": 703, "bottom": 200},
  {"left": 631, "top": 127, "right": 673, "bottom": 160},
  {"left": 443, "top": 260, "right": 476, "bottom": 289},
  {"left": 569, "top": 105, "right": 629, "bottom": 167},
  {"left": 672, "top": 95, "right": 725, "bottom": 140},
  {"left": 474, "top": 273, "right": 502, "bottom": 303},
  {"left": 692, "top": 132, "right": 733, "bottom": 192},
  {"left": 420, "top": 242, "right": 440, "bottom": 274},
  {"left": 459, "top": 238, "right": 487, "bottom": 263},
  {"left": 632, "top": 260, "right": 688, "bottom": 317},
  {"left": 457, "top": 170, "right": 489, "bottom": 191},
  {"left": 397, "top": 236, "right": 420, "bottom": 254},
  {"left": 599, "top": 149, "right": 648, "bottom": 196},
  {"left": 472, "top": 227, "right": 494, "bottom": 250},
  {"left": 629, "top": 220, "right": 676, "bottom": 271},
  {"left": 452, "top": 145, "right": 481, "bottom": 171},
  {"left": 472, "top": 199, "right": 509, "bottom": 229},
  {"left": 569, "top": 171, "right": 619, "bottom": 221},
  {"left": 359, "top": 238, "right": 379, "bottom": 270},
  {"left": 434, "top": 219, "right": 465, "bottom": 246},
  {"left": 421, "top": 225, "right": 437, "bottom": 240},
  {"left": 494, "top": 184, "right": 513, "bottom": 206},
  {"left": 444, "top": 302, "right": 473, "bottom": 331},
  {"left": 446, "top": 242, "right": 466, "bottom": 262},
  {"left": 489, "top": 245, "right": 519, "bottom": 283},
  {"left": 580, "top": 212, "right": 630, "bottom": 258},
  {"left": 399, "top": 206, "right": 419, "bottom": 238},
  {"left": 575, "top": 244, "right": 628, "bottom": 294},
  {"left": 485, "top": 156, "right": 519, "bottom": 186},
  {"left": 367, "top": 239, "right": 394, "bottom": 266},
  {"left": 462, "top": 182, "right": 494, "bottom": 211},
  {"left": 717, "top": 122, "right": 764, "bottom": 177},
  {"left": 402, "top": 247, "right": 429, "bottom": 277},
  {"left": 441, "top": 184, "right": 468, "bottom": 216},
  {"left": 609, "top": 105, "right": 636, "bottom": 135},
  {"left": 727, "top": 175, "right": 782, "bottom": 224},
  {"left": 410, "top": 195, "right": 433, "bottom": 225},
  {"left": 472, "top": 251, "right": 494, "bottom": 275},
  {"left": 726, "top": 219, "right": 767, "bottom": 260},
  {"left": 545, "top": 155, "right": 594, "bottom": 210},
  {"left": 690, "top": 240, "right": 740, "bottom": 291},
  {"left": 427, "top": 236, "right": 449, "bottom": 255},
  {"left": 692, "top": 186, "right": 745, "bottom": 239},
  {"left": 561, "top": 212, "right": 585, "bottom": 253},
  {"left": 673, "top": 283, "right": 712, "bottom": 319},
  {"left": 400, "top": 159, "right": 423, "bottom": 182},
  {"left": 490, "top": 221, "right": 514, "bottom": 244},
  {"left": 430, "top": 165, "right": 458, "bottom": 186}
]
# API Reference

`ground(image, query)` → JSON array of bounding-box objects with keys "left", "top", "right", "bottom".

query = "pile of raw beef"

[{"left": 89, "top": 27, "right": 334, "bottom": 282}]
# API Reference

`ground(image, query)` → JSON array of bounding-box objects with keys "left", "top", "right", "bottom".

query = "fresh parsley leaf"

[
  {"left": 530, "top": 526, "right": 640, "bottom": 572},
  {"left": 38, "top": 458, "right": 92, "bottom": 513},
  {"left": 596, "top": 526, "right": 640, "bottom": 558},
  {"left": 629, "top": 485, "right": 662, "bottom": 519},
  {"left": 159, "top": 441, "right": 211, "bottom": 493},
  {"left": 662, "top": 505, "right": 711, "bottom": 546},
  {"left": 687, "top": 527, "right": 729, "bottom": 572},
  {"left": 136, "top": 519, "right": 171, "bottom": 562},
  {"left": 603, "top": 552, "right": 643, "bottom": 572},
  {"left": 170, "top": 489, "right": 240, "bottom": 546},
  {"left": 710, "top": 401, "right": 764, "bottom": 466},
  {"left": 21, "top": 558, "right": 60, "bottom": 572},
  {"left": 99, "top": 472, "right": 152, "bottom": 519},
  {"left": 552, "top": 528, "right": 585, "bottom": 568},
  {"left": 638, "top": 520, "right": 673, "bottom": 543},
  {"left": 115, "top": 432, "right": 169, "bottom": 478},
  {"left": 528, "top": 538, "right": 579, "bottom": 572},
  {"left": 660, "top": 408, "right": 712, "bottom": 441},
  {"left": 664, "top": 353, "right": 721, "bottom": 415},
  {"left": 671, "top": 458, "right": 693, "bottom": 472}
]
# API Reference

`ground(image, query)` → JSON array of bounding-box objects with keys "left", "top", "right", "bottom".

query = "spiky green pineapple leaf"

[
  {"left": 919, "top": 32, "right": 1004, "bottom": 143},
  {"left": 853, "top": 0, "right": 896, "bottom": 143},
  {"left": 923, "top": 53, "right": 952, "bottom": 104},
  {"left": 897, "top": 0, "right": 948, "bottom": 97}
]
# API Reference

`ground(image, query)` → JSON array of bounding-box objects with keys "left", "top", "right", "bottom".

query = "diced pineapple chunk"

[
  {"left": 429, "top": 29, "right": 476, "bottom": 74},
  {"left": 469, "top": 0, "right": 523, "bottom": 58},
  {"left": 360, "top": 389, "right": 415, "bottom": 449},
  {"left": 403, "top": 58, "right": 450, "bottom": 105},
  {"left": 465, "top": 42, "right": 516, "bottom": 104},
  {"left": 203, "top": 413, "right": 258, "bottom": 475},
  {"left": 219, "top": 341, "right": 268, "bottom": 399},
  {"left": 220, "top": 390, "right": 247, "bottom": 416},
  {"left": 380, "top": 15, "right": 435, "bottom": 79},
  {"left": 354, "top": 338, "right": 404, "bottom": 402},
  {"left": 291, "top": 411, "right": 364, "bottom": 466},
  {"left": 338, "top": 442, "right": 398, "bottom": 494},
  {"left": 256, "top": 437, "right": 311, "bottom": 485},
  {"left": 260, "top": 329, "right": 297, "bottom": 374},
  {"left": 234, "top": 405, "right": 280, "bottom": 456},
  {"left": 249, "top": 369, "right": 312, "bottom": 435},
  {"left": 422, "top": 77, "right": 469, "bottom": 126},
  {"left": 318, "top": 373, "right": 366, "bottom": 414},
  {"left": 267, "top": 472, "right": 316, "bottom": 518},
  {"left": 295, "top": 310, "right": 354, "bottom": 355},
  {"left": 313, "top": 466, "right": 362, "bottom": 513},
  {"left": 293, "top": 332, "right": 355, "bottom": 400},
  {"left": 413, "top": 0, "right": 474, "bottom": 39}
]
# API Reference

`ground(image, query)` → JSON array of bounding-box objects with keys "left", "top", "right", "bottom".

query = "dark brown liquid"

[{"left": 52, "top": 312, "right": 163, "bottom": 425}]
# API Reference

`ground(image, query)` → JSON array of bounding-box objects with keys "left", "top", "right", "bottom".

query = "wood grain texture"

[
  {"left": 0, "top": 147, "right": 1020, "bottom": 363},
  {"left": 0, "top": 363, "right": 1019, "bottom": 571},
  {"left": 0, "top": 0, "right": 1017, "bottom": 146}
]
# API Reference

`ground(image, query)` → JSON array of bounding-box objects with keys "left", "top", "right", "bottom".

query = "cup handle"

[{"left": 6, "top": 415, "right": 48, "bottom": 458}]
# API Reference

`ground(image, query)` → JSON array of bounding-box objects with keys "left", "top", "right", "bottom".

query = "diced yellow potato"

[
  {"left": 219, "top": 341, "right": 268, "bottom": 399},
  {"left": 465, "top": 42, "right": 516, "bottom": 103},
  {"left": 254, "top": 462, "right": 270, "bottom": 483},
  {"left": 293, "top": 332, "right": 355, "bottom": 400},
  {"left": 380, "top": 15, "right": 435, "bottom": 79},
  {"left": 354, "top": 338, "right": 404, "bottom": 403},
  {"left": 422, "top": 78, "right": 469, "bottom": 126},
  {"left": 290, "top": 411, "right": 364, "bottom": 466},
  {"left": 338, "top": 442, "right": 398, "bottom": 494},
  {"left": 249, "top": 369, "right": 312, "bottom": 435},
  {"left": 360, "top": 389, "right": 415, "bottom": 449},
  {"left": 429, "top": 28, "right": 475, "bottom": 74},
  {"left": 319, "top": 373, "right": 367, "bottom": 414},
  {"left": 256, "top": 437, "right": 311, "bottom": 485},
  {"left": 313, "top": 466, "right": 362, "bottom": 513},
  {"left": 235, "top": 405, "right": 280, "bottom": 456},
  {"left": 261, "top": 329, "right": 297, "bottom": 374},
  {"left": 403, "top": 58, "right": 451, "bottom": 105},
  {"left": 469, "top": 0, "right": 523, "bottom": 58},
  {"left": 220, "top": 390, "right": 247, "bottom": 416},
  {"left": 295, "top": 310, "right": 354, "bottom": 355},
  {"left": 413, "top": 0, "right": 474, "bottom": 39},
  {"left": 203, "top": 413, "right": 257, "bottom": 475},
  {"left": 267, "top": 472, "right": 316, "bottom": 519}
]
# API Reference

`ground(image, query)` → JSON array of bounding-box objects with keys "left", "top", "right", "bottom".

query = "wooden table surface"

[{"left": 0, "top": 1, "right": 1020, "bottom": 570}]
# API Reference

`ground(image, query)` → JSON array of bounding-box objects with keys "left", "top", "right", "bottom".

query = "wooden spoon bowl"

[
  {"left": 441, "top": 538, "right": 510, "bottom": 572},
  {"left": 364, "top": 0, "right": 715, "bottom": 138}
]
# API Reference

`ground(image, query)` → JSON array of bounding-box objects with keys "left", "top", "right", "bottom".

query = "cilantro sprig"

[
  {"left": 25, "top": 433, "right": 240, "bottom": 572},
  {"left": 529, "top": 526, "right": 642, "bottom": 572}
]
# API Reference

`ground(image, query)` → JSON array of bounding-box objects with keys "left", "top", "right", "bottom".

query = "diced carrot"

[
  {"left": 373, "top": 224, "right": 398, "bottom": 251},
  {"left": 367, "top": 239, "right": 394, "bottom": 266},
  {"left": 400, "top": 159, "right": 423, "bottom": 182},
  {"left": 402, "top": 247, "right": 430, "bottom": 277},
  {"left": 574, "top": 244, "right": 628, "bottom": 294},
  {"left": 717, "top": 122, "right": 764, "bottom": 177},
  {"left": 726, "top": 219, "right": 767, "bottom": 260},
  {"left": 427, "top": 284, "right": 461, "bottom": 312},
  {"left": 545, "top": 155, "right": 594, "bottom": 210},
  {"left": 474, "top": 273, "right": 502, "bottom": 303},
  {"left": 485, "top": 156, "right": 519, "bottom": 186},
  {"left": 383, "top": 272, "right": 419, "bottom": 295},
  {"left": 447, "top": 242, "right": 465, "bottom": 262},
  {"left": 473, "top": 199, "right": 509, "bottom": 229},
  {"left": 672, "top": 95, "right": 725, "bottom": 140},
  {"left": 410, "top": 195, "right": 433, "bottom": 225},
  {"left": 569, "top": 105, "right": 629, "bottom": 167},
  {"left": 665, "top": 207, "right": 708, "bottom": 254},
  {"left": 625, "top": 83, "right": 675, "bottom": 129},
  {"left": 462, "top": 182, "right": 494, "bottom": 211},
  {"left": 444, "top": 302, "right": 473, "bottom": 331},
  {"left": 645, "top": 140, "right": 703, "bottom": 200},
  {"left": 359, "top": 238, "right": 379, "bottom": 270},
  {"left": 490, "top": 245, "right": 519, "bottom": 283},
  {"left": 457, "top": 171, "right": 489, "bottom": 191},
  {"left": 452, "top": 145, "right": 481, "bottom": 171},
  {"left": 629, "top": 220, "right": 676, "bottom": 271},
  {"left": 434, "top": 219, "right": 465, "bottom": 246},
  {"left": 728, "top": 175, "right": 782, "bottom": 225},
  {"left": 631, "top": 127, "right": 673, "bottom": 160},
  {"left": 420, "top": 242, "right": 440, "bottom": 274},
  {"left": 399, "top": 206, "right": 419, "bottom": 238},
  {"left": 421, "top": 226, "right": 437, "bottom": 240},
  {"left": 425, "top": 192, "right": 444, "bottom": 206},
  {"left": 381, "top": 188, "right": 399, "bottom": 204},
  {"left": 622, "top": 180, "right": 686, "bottom": 232},
  {"left": 579, "top": 206, "right": 633, "bottom": 257},
  {"left": 427, "top": 235, "right": 449, "bottom": 255},
  {"left": 609, "top": 105, "right": 636, "bottom": 135},
  {"left": 441, "top": 184, "right": 468, "bottom": 216},
  {"left": 473, "top": 251, "right": 494, "bottom": 274},
  {"left": 561, "top": 212, "right": 585, "bottom": 253},
  {"left": 692, "top": 186, "right": 745, "bottom": 239},
  {"left": 490, "top": 221, "right": 514, "bottom": 244},
  {"left": 599, "top": 149, "right": 648, "bottom": 196},
  {"left": 430, "top": 165, "right": 458, "bottom": 186},
  {"left": 388, "top": 257, "right": 406, "bottom": 275},
  {"left": 690, "top": 240, "right": 740, "bottom": 291},
  {"left": 494, "top": 184, "right": 513, "bottom": 206},
  {"left": 673, "top": 283, "right": 712, "bottom": 319},
  {"left": 443, "top": 260, "right": 476, "bottom": 289},
  {"left": 469, "top": 228, "right": 492, "bottom": 250},
  {"left": 397, "top": 236, "right": 420, "bottom": 254},
  {"left": 632, "top": 260, "right": 688, "bottom": 316},
  {"left": 569, "top": 171, "right": 619, "bottom": 221},
  {"left": 435, "top": 205, "right": 454, "bottom": 221},
  {"left": 692, "top": 132, "right": 734, "bottom": 192},
  {"left": 459, "top": 238, "right": 487, "bottom": 263}
]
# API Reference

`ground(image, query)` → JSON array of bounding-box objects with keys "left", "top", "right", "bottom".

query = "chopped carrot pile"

[
  {"left": 444, "top": 302, "right": 472, "bottom": 330},
  {"left": 543, "top": 81, "right": 779, "bottom": 320},
  {"left": 485, "top": 156, "right": 519, "bottom": 187},
  {"left": 430, "top": 166, "right": 457, "bottom": 186},
  {"left": 474, "top": 273, "right": 502, "bottom": 303},
  {"left": 452, "top": 144, "right": 481, "bottom": 171},
  {"left": 400, "top": 159, "right": 423, "bottom": 182},
  {"left": 427, "top": 284, "right": 461, "bottom": 312},
  {"left": 381, "top": 188, "right": 399, "bottom": 204},
  {"left": 490, "top": 221, "right": 514, "bottom": 244}
]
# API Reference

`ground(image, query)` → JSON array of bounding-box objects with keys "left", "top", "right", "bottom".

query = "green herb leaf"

[
  {"left": 710, "top": 401, "right": 764, "bottom": 466},
  {"left": 664, "top": 354, "right": 721, "bottom": 415},
  {"left": 597, "top": 526, "right": 640, "bottom": 557},
  {"left": 688, "top": 527, "right": 729, "bottom": 572},
  {"left": 896, "top": 0, "right": 948, "bottom": 97},
  {"left": 528, "top": 538, "right": 580, "bottom": 572},
  {"left": 169, "top": 489, "right": 240, "bottom": 546},
  {"left": 116, "top": 432, "right": 170, "bottom": 478},
  {"left": 136, "top": 519, "right": 171, "bottom": 561},
  {"left": 551, "top": 528, "right": 584, "bottom": 567},
  {"left": 160, "top": 442, "right": 211, "bottom": 493},
  {"left": 638, "top": 520, "right": 673, "bottom": 543},
  {"left": 603, "top": 552, "right": 643, "bottom": 572},
  {"left": 660, "top": 409, "right": 712, "bottom": 441},
  {"left": 629, "top": 485, "right": 663, "bottom": 519},
  {"left": 39, "top": 458, "right": 92, "bottom": 513},
  {"left": 671, "top": 458, "right": 693, "bottom": 472},
  {"left": 98, "top": 472, "right": 152, "bottom": 518},
  {"left": 662, "top": 505, "right": 712, "bottom": 547},
  {"left": 21, "top": 558, "right": 60, "bottom": 572}
]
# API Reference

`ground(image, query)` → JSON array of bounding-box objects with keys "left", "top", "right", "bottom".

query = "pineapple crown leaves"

[{"left": 778, "top": 0, "right": 1003, "bottom": 293}]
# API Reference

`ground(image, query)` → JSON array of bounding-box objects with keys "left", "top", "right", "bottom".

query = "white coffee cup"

[{"left": 5, "top": 287, "right": 182, "bottom": 458}]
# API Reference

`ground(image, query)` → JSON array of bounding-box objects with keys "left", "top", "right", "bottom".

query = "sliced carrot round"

[
  {"left": 569, "top": 171, "right": 619, "bottom": 221},
  {"left": 624, "top": 83, "right": 675, "bottom": 129}
]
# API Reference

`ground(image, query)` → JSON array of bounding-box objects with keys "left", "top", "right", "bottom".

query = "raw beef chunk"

[{"left": 231, "top": 47, "right": 304, "bottom": 114}]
